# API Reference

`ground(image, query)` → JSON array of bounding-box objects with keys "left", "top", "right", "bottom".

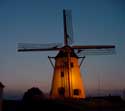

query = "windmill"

[{"left": 17, "top": 9, "right": 115, "bottom": 99}]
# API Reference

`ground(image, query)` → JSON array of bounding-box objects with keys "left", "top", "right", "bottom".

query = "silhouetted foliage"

[{"left": 23, "top": 87, "right": 44, "bottom": 102}]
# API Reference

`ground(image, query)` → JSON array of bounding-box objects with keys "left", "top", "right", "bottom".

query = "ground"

[{"left": 3, "top": 96, "right": 125, "bottom": 111}]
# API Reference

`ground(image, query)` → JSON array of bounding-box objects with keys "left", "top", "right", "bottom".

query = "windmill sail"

[
  {"left": 72, "top": 45, "right": 115, "bottom": 55},
  {"left": 63, "top": 9, "right": 73, "bottom": 45},
  {"left": 18, "top": 43, "right": 62, "bottom": 51}
]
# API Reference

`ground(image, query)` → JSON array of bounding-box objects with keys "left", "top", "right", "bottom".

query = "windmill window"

[
  {"left": 61, "top": 72, "right": 64, "bottom": 77},
  {"left": 58, "top": 87, "right": 65, "bottom": 96},
  {"left": 64, "top": 62, "right": 68, "bottom": 67},
  {"left": 73, "top": 89, "right": 81, "bottom": 95},
  {"left": 70, "top": 62, "right": 74, "bottom": 68}
]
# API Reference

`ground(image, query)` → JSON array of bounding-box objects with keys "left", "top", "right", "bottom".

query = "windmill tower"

[
  {"left": 50, "top": 46, "right": 86, "bottom": 98},
  {"left": 18, "top": 9, "right": 115, "bottom": 99}
]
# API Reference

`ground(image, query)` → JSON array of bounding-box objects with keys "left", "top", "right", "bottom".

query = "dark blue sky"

[{"left": 0, "top": 0, "right": 125, "bottom": 99}]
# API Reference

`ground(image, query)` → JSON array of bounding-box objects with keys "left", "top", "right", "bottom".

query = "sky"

[{"left": 0, "top": 0, "right": 125, "bottom": 99}]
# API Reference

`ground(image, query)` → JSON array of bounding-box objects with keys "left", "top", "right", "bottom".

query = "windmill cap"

[{"left": 56, "top": 46, "right": 78, "bottom": 58}]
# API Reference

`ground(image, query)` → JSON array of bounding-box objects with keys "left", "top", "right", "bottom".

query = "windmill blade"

[
  {"left": 63, "top": 9, "right": 74, "bottom": 45},
  {"left": 17, "top": 43, "right": 62, "bottom": 52},
  {"left": 72, "top": 45, "right": 115, "bottom": 55}
]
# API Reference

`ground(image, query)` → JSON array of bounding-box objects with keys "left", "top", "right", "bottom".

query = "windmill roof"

[{"left": 56, "top": 46, "right": 78, "bottom": 58}]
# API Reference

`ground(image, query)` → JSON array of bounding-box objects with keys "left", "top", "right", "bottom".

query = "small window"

[
  {"left": 64, "top": 62, "right": 68, "bottom": 67},
  {"left": 70, "top": 62, "right": 74, "bottom": 68},
  {"left": 74, "top": 89, "right": 80, "bottom": 95},
  {"left": 61, "top": 72, "right": 64, "bottom": 77},
  {"left": 58, "top": 87, "right": 65, "bottom": 96}
]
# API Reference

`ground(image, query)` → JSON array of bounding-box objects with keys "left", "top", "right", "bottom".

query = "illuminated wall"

[{"left": 50, "top": 49, "right": 86, "bottom": 99}]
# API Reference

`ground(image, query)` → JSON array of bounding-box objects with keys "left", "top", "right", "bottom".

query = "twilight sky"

[{"left": 0, "top": 0, "right": 125, "bottom": 99}]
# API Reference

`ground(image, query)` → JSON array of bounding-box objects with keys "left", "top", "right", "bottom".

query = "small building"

[
  {"left": 0, "top": 82, "right": 4, "bottom": 111},
  {"left": 122, "top": 89, "right": 125, "bottom": 100}
]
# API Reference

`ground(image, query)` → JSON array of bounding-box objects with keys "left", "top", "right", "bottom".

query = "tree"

[{"left": 23, "top": 87, "right": 44, "bottom": 102}]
